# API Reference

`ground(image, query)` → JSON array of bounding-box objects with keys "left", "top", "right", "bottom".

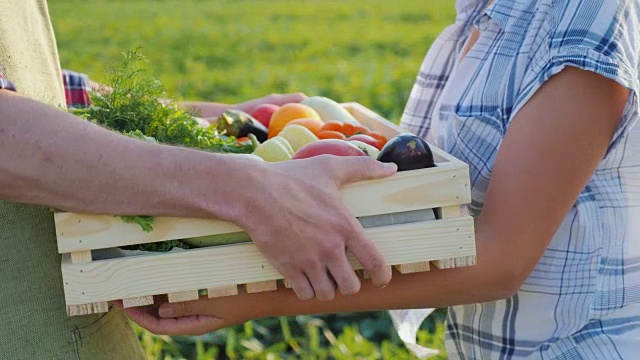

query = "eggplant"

[
  {"left": 215, "top": 110, "right": 268, "bottom": 143},
  {"left": 376, "top": 134, "right": 435, "bottom": 171}
]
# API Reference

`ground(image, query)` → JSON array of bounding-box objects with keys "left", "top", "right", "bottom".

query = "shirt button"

[{"left": 475, "top": 13, "right": 491, "bottom": 31}]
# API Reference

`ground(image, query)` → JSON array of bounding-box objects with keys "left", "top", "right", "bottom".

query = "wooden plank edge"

[
  {"left": 394, "top": 262, "right": 431, "bottom": 274},
  {"left": 245, "top": 281, "right": 278, "bottom": 293},
  {"left": 436, "top": 205, "right": 462, "bottom": 219},
  {"left": 122, "top": 296, "right": 154, "bottom": 308},
  {"left": 70, "top": 250, "right": 92, "bottom": 263},
  {"left": 207, "top": 285, "right": 239, "bottom": 298},
  {"left": 432, "top": 256, "right": 477, "bottom": 269},
  {"left": 167, "top": 290, "right": 200, "bottom": 303},
  {"left": 64, "top": 250, "right": 109, "bottom": 316},
  {"left": 66, "top": 302, "right": 109, "bottom": 316}
]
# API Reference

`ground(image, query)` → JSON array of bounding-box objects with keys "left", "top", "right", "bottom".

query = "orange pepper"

[
  {"left": 319, "top": 120, "right": 344, "bottom": 134},
  {"left": 317, "top": 130, "right": 347, "bottom": 140},
  {"left": 368, "top": 131, "right": 388, "bottom": 148}
]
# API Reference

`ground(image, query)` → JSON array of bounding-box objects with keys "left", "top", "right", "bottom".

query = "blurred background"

[{"left": 50, "top": 0, "right": 456, "bottom": 358}]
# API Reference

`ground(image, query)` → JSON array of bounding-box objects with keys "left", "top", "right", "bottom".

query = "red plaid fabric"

[
  {"left": 61, "top": 69, "right": 92, "bottom": 108},
  {"left": 0, "top": 67, "right": 91, "bottom": 108}
]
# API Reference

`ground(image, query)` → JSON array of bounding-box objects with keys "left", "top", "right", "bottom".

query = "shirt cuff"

[{"left": 62, "top": 69, "right": 92, "bottom": 108}]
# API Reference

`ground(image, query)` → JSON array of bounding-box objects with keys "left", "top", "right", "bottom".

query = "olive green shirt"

[{"left": 0, "top": 1, "right": 145, "bottom": 359}]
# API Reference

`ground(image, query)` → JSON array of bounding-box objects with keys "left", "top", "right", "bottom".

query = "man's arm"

[
  {"left": 128, "top": 66, "right": 630, "bottom": 335},
  {"left": 0, "top": 89, "right": 255, "bottom": 218},
  {"left": 0, "top": 89, "right": 397, "bottom": 302}
]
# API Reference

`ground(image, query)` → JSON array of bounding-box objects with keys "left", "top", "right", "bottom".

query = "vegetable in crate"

[
  {"left": 300, "top": 96, "right": 360, "bottom": 124},
  {"left": 292, "top": 139, "right": 367, "bottom": 159},
  {"left": 253, "top": 136, "right": 295, "bottom": 162},
  {"left": 348, "top": 140, "right": 380, "bottom": 158},
  {"left": 377, "top": 134, "right": 435, "bottom": 171},
  {"left": 215, "top": 109, "right": 269, "bottom": 143},
  {"left": 278, "top": 124, "right": 319, "bottom": 151}
]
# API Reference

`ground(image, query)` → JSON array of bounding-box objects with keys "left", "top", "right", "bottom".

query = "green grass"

[
  {"left": 49, "top": 0, "right": 456, "bottom": 358},
  {"left": 133, "top": 315, "right": 450, "bottom": 360},
  {"left": 50, "top": 0, "right": 455, "bottom": 121}
]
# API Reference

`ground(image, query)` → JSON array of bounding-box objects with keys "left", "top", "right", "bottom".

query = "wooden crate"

[{"left": 55, "top": 102, "right": 476, "bottom": 316}]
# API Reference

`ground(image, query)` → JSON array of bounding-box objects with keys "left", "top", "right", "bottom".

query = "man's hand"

[{"left": 234, "top": 156, "right": 397, "bottom": 301}]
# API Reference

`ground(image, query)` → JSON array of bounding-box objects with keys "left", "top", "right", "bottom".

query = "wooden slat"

[
  {"left": 55, "top": 164, "right": 470, "bottom": 253},
  {"left": 207, "top": 285, "right": 238, "bottom": 298},
  {"left": 436, "top": 205, "right": 461, "bottom": 219},
  {"left": 61, "top": 217, "right": 475, "bottom": 305},
  {"left": 122, "top": 296, "right": 154, "bottom": 308},
  {"left": 394, "top": 262, "right": 431, "bottom": 274},
  {"left": 432, "top": 205, "right": 476, "bottom": 269},
  {"left": 66, "top": 302, "right": 109, "bottom": 317},
  {"left": 70, "top": 250, "right": 92, "bottom": 263},
  {"left": 245, "top": 281, "right": 278, "bottom": 293},
  {"left": 167, "top": 290, "right": 200, "bottom": 303}
]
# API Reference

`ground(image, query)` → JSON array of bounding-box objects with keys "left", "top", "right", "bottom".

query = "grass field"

[
  {"left": 49, "top": 1, "right": 457, "bottom": 358},
  {"left": 51, "top": 0, "right": 455, "bottom": 121}
]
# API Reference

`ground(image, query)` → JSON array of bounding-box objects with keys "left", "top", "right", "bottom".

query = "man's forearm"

[{"left": 0, "top": 90, "right": 258, "bottom": 221}]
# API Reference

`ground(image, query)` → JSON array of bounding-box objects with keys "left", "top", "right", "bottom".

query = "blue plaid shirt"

[{"left": 400, "top": 0, "right": 640, "bottom": 358}]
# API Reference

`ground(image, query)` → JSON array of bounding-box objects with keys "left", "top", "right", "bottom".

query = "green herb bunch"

[
  {"left": 72, "top": 49, "right": 253, "bottom": 154},
  {"left": 71, "top": 49, "right": 252, "bottom": 251}
]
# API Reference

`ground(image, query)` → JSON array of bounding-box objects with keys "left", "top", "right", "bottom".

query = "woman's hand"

[
  {"left": 185, "top": 92, "right": 307, "bottom": 118},
  {"left": 234, "top": 92, "right": 307, "bottom": 112},
  {"left": 117, "top": 291, "right": 270, "bottom": 336},
  {"left": 115, "top": 298, "right": 228, "bottom": 336}
]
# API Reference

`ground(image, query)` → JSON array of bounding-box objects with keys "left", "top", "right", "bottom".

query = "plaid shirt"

[
  {"left": 0, "top": 67, "right": 91, "bottom": 108},
  {"left": 399, "top": 0, "right": 640, "bottom": 359}
]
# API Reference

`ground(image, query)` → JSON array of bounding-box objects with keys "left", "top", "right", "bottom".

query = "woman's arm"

[
  {"left": 0, "top": 89, "right": 397, "bottom": 302},
  {"left": 128, "top": 66, "right": 630, "bottom": 335}
]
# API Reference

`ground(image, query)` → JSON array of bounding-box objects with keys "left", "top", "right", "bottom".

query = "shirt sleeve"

[
  {"left": 61, "top": 69, "right": 92, "bottom": 109},
  {"left": 514, "top": 1, "right": 640, "bottom": 151}
]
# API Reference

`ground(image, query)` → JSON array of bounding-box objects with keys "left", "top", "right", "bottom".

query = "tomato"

[
  {"left": 342, "top": 123, "right": 370, "bottom": 137},
  {"left": 292, "top": 139, "right": 367, "bottom": 159},
  {"left": 351, "top": 124, "right": 371, "bottom": 136},
  {"left": 367, "top": 131, "right": 388, "bottom": 148},
  {"left": 317, "top": 130, "right": 347, "bottom": 140},
  {"left": 319, "top": 120, "right": 344, "bottom": 133},
  {"left": 348, "top": 134, "right": 382, "bottom": 150}
]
